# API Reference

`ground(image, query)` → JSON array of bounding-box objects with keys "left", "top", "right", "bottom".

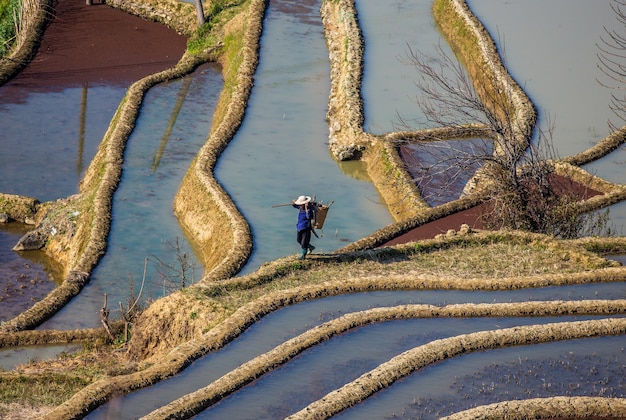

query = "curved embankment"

[
  {"left": 286, "top": 318, "right": 626, "bottom": 420},
  {"left": 442, "top": 396, "right": 626, "bottom": 420},
  {"left": 0, "top": 0, "right": 205, "bottom": 334},
  {"left": 99, "top": 0, "right": 265, "bottom": 286},
  {"left": 171, "top": 0, "right": 267, "bottom": 282},
  {"left": 142, "top": 302, "right": 626, "bottom": 419},
  {"left": 0, "top": 0, "right": 52, "bottom": 85},
  {"left": 334, "top": 0, "right": 626, "bottom": 251},
  {"left": 44, "top": 0, "right": 626, "bottom": 417},
  {"left": 32, "top": 231, "right": 626, "bottom": 420},
  {"left": 38, "top": 228, "right": 626, "bottom": 418},
  {"left": 40, "top": 261, "right": 626, "bottom": 420},
  {"left": 320, "top": 0, "right": 427, "bottom": 221},
  {"left": 2, "top": 0, "right": 626, "bottom": 418}
]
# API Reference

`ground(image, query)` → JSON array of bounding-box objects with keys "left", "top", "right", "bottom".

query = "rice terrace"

[{"left": 0, "top": 0, "right": 626, "bottom": 419}]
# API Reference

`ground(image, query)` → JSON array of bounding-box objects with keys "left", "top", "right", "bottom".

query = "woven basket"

[{"left": 313, "top": 204, "right": 331, "bottom": 229}]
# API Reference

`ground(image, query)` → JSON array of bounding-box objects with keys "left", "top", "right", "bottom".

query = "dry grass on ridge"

[
  {"left": 199, "top": 231, "right": 618, "bottom": 313},
  {"left": 1, "top": 231, "right": 621, "bottom": 414},
  {"left": 129, "top": 231, "right": 617, "bottom": 360}
]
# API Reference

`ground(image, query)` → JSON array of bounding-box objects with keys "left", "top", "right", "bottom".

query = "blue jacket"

[{"left": 294, "top": 205, "right": 313, "bottom": 231}]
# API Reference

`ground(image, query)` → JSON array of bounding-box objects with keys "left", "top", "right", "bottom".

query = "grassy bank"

[
  {"left": 8, "top": 229, "right": 626, "bottom": 418},
  {"left": 172, "top": 0, "right": 260, "bottom": 281},
  {"left": 1, "top": 0, "right": 626, "bottom": 418}
]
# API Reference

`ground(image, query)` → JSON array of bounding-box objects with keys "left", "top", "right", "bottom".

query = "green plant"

[
  {"left": 0, "top": 0, "right": 19, "bottom": 57},
  {"left": 187, "top": 22, "right": 215, "bottom": 55}
]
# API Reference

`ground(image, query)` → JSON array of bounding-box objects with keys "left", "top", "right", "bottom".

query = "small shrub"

[{"left": 0, "top": 0, "right": 20, "bottom": 57}]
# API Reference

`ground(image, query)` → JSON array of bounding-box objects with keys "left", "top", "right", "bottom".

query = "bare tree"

[
  {"left": 398, "top": 43, "right": 604, "bottom": 238},
  {"left": 149, "top": 237, "right": 197, "bottom": 294},
  {"left": 597, "top": 0, "right": 626, "bottom": 130}
]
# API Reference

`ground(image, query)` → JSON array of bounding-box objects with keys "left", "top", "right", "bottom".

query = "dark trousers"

[{"left": 297, "top": 228, "right": 311, "bottom": 250}]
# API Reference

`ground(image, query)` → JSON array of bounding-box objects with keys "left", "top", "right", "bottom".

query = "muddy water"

[
  {"left": 400, "top": 138, "right": 493, "bottom": 206},
  {"left": 360, "top": 0, "right": 626, "bottom": 230},
  {"left": 41, "top": 64, "right": 222, "bottom": 329},
  {"left": 0, "top": 223, "right": 63, "bottom": 322},
  {"left": 467, "top": 0, "right": 626, "bottom": 231}
]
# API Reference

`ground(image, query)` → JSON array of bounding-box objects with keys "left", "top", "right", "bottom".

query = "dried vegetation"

[{"left": 0, "top": 0, "right": 626, "bottom": 418}]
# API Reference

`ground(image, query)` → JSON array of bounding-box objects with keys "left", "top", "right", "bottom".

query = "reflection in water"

[
  {"left": 90, "top": 283, "right": 626, "bottom": 419},
  {"left": 336, "top": 159, "right": 373, "bottom": 182},
  {"left": 78, "top": 83, "right": 88, "bottom": 175},
  {"left": 0, "top": 86, "right": 124, "bottom": 201},
  {"left": 400, "top": 138, "right": 493, "bottom": 207},
  {"left": 0, "top": 223, "right": 63, "bottom": 322},
  {"left": 152, "top": 78, "right": 192, "bottom": 171},
  {"left": 0, "top": 0, "right": 186, "bottom": 331},
  {"left": 42, "top": 64, "right": 222, "bottom": 329},
  {"left": 215, "top": 0, "right": 392, "bottom": 275}
]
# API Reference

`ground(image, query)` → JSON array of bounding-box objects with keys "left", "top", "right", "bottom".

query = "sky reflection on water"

[
  {"left": 3, "top": 0, "right": 626, "bottom": 416},
  {"left": 42, "top": 64, "right": 222, "bottom": 329}
]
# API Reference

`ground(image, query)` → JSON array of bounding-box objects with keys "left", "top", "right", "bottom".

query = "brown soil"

[
  {"left": 383, "top": 174, "right": 603, "bottom": 245},
  {"left": 1, "top": 0, "right": 187, "bottom": 102},
  {"left": 0, "top": 0, "right": 187, "bottom": 320},
  {"left": 3, "top": 1, "right": 625, "bottom": 418}
]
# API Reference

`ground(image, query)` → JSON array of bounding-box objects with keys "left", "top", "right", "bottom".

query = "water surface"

[
  {"left": 90, "top": 283, "right": 626, "bottom": 418},
  {"left": 215, "top": 0, "right": 393, "bottom": 275},
  {"left": 467, "top": 0, "right": 626, "bottom": 230},
  {"left": 197, "top": 318, "right": 623, "bottom": 419},
  {"left": 357, "top": 0, "right": 449, "bottom": 134},
  {"left": 0, "top": 85, "right": 124, "bottom": 201},
  {"left": 0, "top": 223, "right": 63, "bottom": 321},
  {"left": 42, "top": 64, "right": 222, "bottom": 329}
]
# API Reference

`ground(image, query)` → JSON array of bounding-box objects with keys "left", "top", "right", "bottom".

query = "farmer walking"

[{"left": 292, "top": 195, "right": 316, "bottom": 259}]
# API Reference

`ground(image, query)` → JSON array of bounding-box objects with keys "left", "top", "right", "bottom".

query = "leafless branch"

[
  {"left": 392, "top": 39, "right": 606, "bottom": 237},
  {"left": 597, "top": 0, "right": 626, "bottom": 129}
]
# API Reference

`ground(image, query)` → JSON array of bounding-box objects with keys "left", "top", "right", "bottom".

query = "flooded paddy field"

[
  {"left": 0, "top": 0, "right": 625, "bottom": 418},
  {"left": 42, "top": 64, "right": 221, "bottom": 330}
]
